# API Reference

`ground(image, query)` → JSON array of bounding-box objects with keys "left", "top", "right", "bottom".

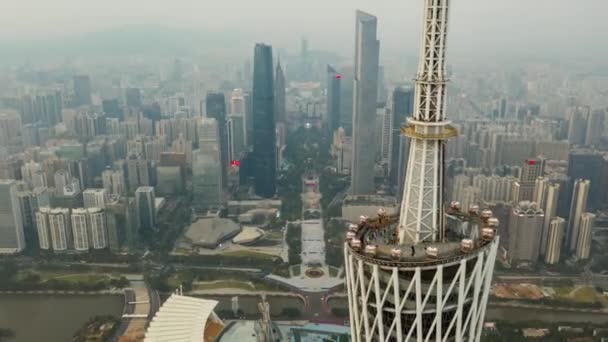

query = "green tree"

[{"left": 0, "top": 328, "right": 15, "bottom": 342}]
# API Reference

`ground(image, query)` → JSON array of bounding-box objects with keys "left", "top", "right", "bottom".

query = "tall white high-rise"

[
  {"left": 540, "top": 183, "right": 560, "bottom": 255},
  {"left": 83, "top": 188, "right": 109, "bottom": 209},
  {"left": 567, "top": 179, "right": 590, "bottom": 251},
  {"left": 88, "top": 208, "right": 108, "bottom": 249},
  {"left": 533, "top": 177, "right": 549, "bottom": 208},
  {"left": 545, "top": 217, "right": 565, "bottom": 265},
  {"left": 35, "top": 207, "right": 52, "bottom": 250},
  {"left": 508, "top": 201, "right": 544, "bottom": 264},
  {"left": 71, "top": 208, "right": 90, "bottom": 251},
  {"left": 48, "top": 208, "right": 71, "bottom": 251},
  {"left": 344, "top": 2, "right": 499, "bottom": 341},
  {"left": 575, "top": 212, "right": 595, "bottom": 260}
]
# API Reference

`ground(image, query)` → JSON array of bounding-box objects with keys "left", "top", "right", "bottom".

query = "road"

[
  {"left": 495, "top": 273, "right": 608, "bottom": 288},
  {"left": 490, "top": 301, "right": 608, "bottom": 314}
]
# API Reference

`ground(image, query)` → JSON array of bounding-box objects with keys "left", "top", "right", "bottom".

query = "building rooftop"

[
  {"left": 184, "top": 218, "right": 241, "bottom": 248},
  {"left": 145, "top": 293, "right": 222, "bottom": 342},
  {"left": 232, "top": 226, "right": 264, "bottom": 245}
]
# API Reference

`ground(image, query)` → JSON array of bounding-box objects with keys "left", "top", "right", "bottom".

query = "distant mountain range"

[{"left": 0, "top": 25, "right": 253, "bottom": 62}]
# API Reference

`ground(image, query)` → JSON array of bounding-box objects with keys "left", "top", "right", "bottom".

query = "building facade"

[
  {"left": 508, "top": 201, "right": 544, "bottom": 264},
  {"left": 545, "top": 217, "right": 565, "bottom": 264},
  {"left": 0, "top": 180, "right": 25, "bottom": 254},
  {"left": 251, "top": 44, "right": 277, "bottom": 198},
  {"left": 350, "top": 10, "right": 380, "bottom": 195},
  {"left": 575, "top": 212, "right": 595, "bottom": 260},
  {"left": 567, "top": 179, "right": 590, "bottom": 252}
]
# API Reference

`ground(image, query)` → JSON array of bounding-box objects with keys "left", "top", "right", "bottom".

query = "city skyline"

[{"left": 0, "top": 1, "right": 607, "bottom": 341}]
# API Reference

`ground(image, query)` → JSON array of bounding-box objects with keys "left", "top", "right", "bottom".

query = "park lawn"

[
  {"left": 47, "top": 273, "right": 110, "bottom": 283},
  {"left": 570, "top": 286, "right": 599, "bottom": 303},
  {"left": 554, "top": 286, "right": 606, "bottom": 306},
  {"left": 16, "top": 270, "right": 110, "bottom": 283},
  {"left": 193, "top": 280, "right": 255, "bottom": 291},
  {"left": 552, "top": 286, "right": 574, "bottom": 299},
  {"left": 221, "top": 250, "right": 278, "bottom": 261}
]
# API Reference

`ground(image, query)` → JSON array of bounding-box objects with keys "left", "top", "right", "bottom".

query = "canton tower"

[{"left": 344, "top": 0, "right": 499, "bottom": 341}]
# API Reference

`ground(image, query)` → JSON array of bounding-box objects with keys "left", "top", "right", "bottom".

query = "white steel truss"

[
  {"left": 345, "top": 239, "right": 499, "bottom": 342},
  {"left": 398, "top": 0, "right": 451, "bottom": 244}
]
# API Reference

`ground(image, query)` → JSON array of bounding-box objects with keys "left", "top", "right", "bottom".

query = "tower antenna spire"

[
  {"left": 344, "top": 2, "right": 499, "bottom": 341},
  {"left": 398, "top": 0, "right": 457, "bottom": 244}
]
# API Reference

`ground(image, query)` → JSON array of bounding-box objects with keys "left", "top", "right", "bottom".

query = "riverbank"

[{"left": 0, "top": 289, "right": 123, "bottom": 295}]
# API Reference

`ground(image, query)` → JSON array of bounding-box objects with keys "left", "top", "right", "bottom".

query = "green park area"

[
  {"left": 220, "top": 250, "right": 280, "bottom": 262},
  {"left": 552, "top": 286, "right": 608, "bottom": 306},
  {"left": 192, "top": 280, "right": 256, "bottom": 292},
  {"left": 0, "top": 260, "right": 129, "bottom": 292},
  {"left": 148, "top": 268, "right": 289, "bottom": 294}
]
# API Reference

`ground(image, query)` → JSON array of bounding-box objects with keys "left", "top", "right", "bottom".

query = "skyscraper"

[
  {"left": 127, "top": 157, "right": 150, "bottom": 191},
  {"left": 566, "top": 106, "right": 589, "bottom": 146},
  {"left": 339, "top": 67, "right": 354, "bottom": 135},
  {"left": 251, "top": 43, "right": 276, "bottom": 198},
  {"left": 71, "top": 208, "right": 90, "bottom": 251},
  {"left": 388, "top": 86, "right": 414, "bottom": 196},
  {"left": 83, "top": 188, "right": 109, "bottom": 209},
  {"left": 567, "top": 179, "right": 590, "bottom": 252},
  {"left": 35, "top": 207, "right": 51, "bottom": 250},
  {"left": 540, "top": 182, "right": 560, "bottom": 255},
  {"left": 585, "top": 109, "right": 605, "bottom": 147},
  {"left": 73, "top": 75, "right": 92, "bottom": 107},
  {"left": 227, "top": 114, "right": 246, "bottom": 162},
  {"left": 508, "top": 201, "right": 544, "bottom": 264},
  {"left": 48, "top": 208, "right": 71, "bottom": 251},
  {"left": 125, "top": 88, "right": 142, "bottom": 108},
  {"left": 344, "top": 2, "right": 498, "bottom": 341},
  {"left": 568, "top": 149, "right": 603, "bottom": 211},
  {"left": 230, "top": 88, "right": 248, "bottom": 146},
  {"left": 533, "top": 177, "right": 549, "bottom": 208},
  {"left": 88, "top": 208, "right": 108, "bottom": 250},
  {"left": 517, "top": 158, "right": 545, "bottom": 201},
  {"left": 0, "top": 180, "right": 25, "bottom": 254},
  {"left": 205, "top": 92, "right": 228, "bottom": 189},
  {"left": 575, "top": 212, "right": 595, "bottom": 260},
  {"left": 135, "top": 186, "right": 156, "bottom": 232},
  {"left": 274, "top": 59, "right": 286, "bottom": 124},
  {"left": 545, "top": 217, "right": 565, "bottom": 265},
  {"left": 350, "top": 10, "right": 380, "bottom": 195},
  {"left": 326, "top": 65, "right": 342, "bottom": 134},
  {"left": 193, "top": 118, "right": 223, "bottom": 208}
]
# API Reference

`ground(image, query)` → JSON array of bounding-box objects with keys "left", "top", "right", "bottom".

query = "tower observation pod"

[{"left": 344, "top": 1, "right": 499, "bottom": 341}]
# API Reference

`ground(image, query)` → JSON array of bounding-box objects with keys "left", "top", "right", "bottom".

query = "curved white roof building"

[{"left": 145, "top": 294, "right": 223, "bottom": 342}]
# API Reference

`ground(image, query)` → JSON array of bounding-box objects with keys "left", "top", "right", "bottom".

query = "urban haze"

[{"left": 0, "top": 0, "right": 607, "bottom": 341}]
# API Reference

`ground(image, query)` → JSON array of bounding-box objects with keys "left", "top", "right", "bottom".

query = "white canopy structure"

[{"left": 145, "top": 293, "right": 223, "bottom": 342}]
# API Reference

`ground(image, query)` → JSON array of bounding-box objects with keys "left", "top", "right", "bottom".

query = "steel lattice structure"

[
  {"left": 399, "top": 0, "right": 456, "bottom": 244},
  {"left": 345, "top": 237, "right": 499, "bottom": 342},
  {"left": 345, "top": 0, "right": 499, "bottom": 341}
]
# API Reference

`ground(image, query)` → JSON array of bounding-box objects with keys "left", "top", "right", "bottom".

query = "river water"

[
  {"left": 0, "top": 294, "right": 124, "bottom": 342},
  {"left": 1, "top": 294, "right": 607, "bottom": 342}
]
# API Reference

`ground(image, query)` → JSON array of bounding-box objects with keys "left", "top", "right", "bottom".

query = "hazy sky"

[{"left": 3, "top": 0, "right": 607, "bottom": 59}]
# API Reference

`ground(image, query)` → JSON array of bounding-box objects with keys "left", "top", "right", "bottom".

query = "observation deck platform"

[{"left": 345, "top": 206, "right": 498, "bottom": 269}]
